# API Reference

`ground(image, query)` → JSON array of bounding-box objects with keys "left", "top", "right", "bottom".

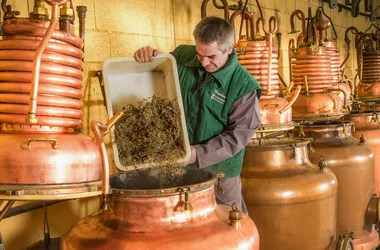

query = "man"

[{"left": 134, "top": 16, "right": 261, "bottom": 213}]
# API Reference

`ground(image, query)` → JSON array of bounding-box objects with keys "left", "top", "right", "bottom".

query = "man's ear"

[{"left": 227, "top": 43, "right": 233, "bottom": 55}]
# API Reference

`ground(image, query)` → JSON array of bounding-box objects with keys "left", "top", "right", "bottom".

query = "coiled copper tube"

[
  {"left": 2, "top": 23, "right": 82, "bottom": 49},
  {"left": 0, "top": 16, "right": 84, "bottom": 128},
  {"left": 0, "top": 50, "right": 83, "bottom": 69},
  {"left": 325, "top": 41, "right": 341, "bottom": 85},
  {"left": 292, "top": 47, "right": 333, "bottom": 91},
  {"left": 0, "top": 82, "right": 82, "bottom": 99},
  {"left": 0, "top": 40, "right": 84, "bottom": 59},
  {"left": 0, "top": 72, "right": 83, "bottom": 88}
]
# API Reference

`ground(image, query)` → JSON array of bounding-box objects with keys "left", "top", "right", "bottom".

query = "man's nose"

[{"left": 200, "top": 57, "right": 209, "bottom": 67}]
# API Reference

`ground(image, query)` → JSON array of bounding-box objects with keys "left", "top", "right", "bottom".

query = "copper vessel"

[
  {"left": 294, "top": 121, "right": 380, "bottom": 249},
  {"left": 355, "top": 32, "right": 380, "bottom": 101},
  {"left": 236, "top": 16, "right": 280, "bottom": 97},
  {"left": 345, "top": 112, "right": 380, "bottom": 195},
  {"left": 242, "top": 138, "right": 338, "bottom": 249},
  {"left": 290, "top": 46, "right": 347, "bottom": 120},
  {"left": 61, "top": 169, "right": 260, "bottom": 249},
  {"left": 0, "top": 3, "right": 102, "bottom": 199},
  {"left": 234, "top": 15, "right": 300, "bottom": 134},
  {"left": 288, "top": 8, "right": 349, "bottom": 120}
]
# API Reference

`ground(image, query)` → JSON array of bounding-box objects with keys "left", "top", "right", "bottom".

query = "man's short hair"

[{"left": 193, "top": 16, "right": 234, "bottom": 52}]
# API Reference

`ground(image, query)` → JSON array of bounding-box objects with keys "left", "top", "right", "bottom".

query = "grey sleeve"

[{"left": 194, "top": 91, "right": 260, "bottom": 168}]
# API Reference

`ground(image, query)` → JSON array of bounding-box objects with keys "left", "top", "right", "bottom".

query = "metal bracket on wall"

[
  {"left": 323, "top": 0, "right": 379, "bottom": 20},
  {"left": 365, "top": 0, "right": 374, "bottom": 11},
  {"left": 95, "top": 70, "right": 107, "bottom": 108},
  {"left": 0, "top": 233, "right": 5, "bottom": 250}
]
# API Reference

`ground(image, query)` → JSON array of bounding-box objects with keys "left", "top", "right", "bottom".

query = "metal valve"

[
  {"left": 216, "top": 173, "right": 225, "bottom": 195},
  {"left": 229, "top": 202, "right": 242, "bottom": 228},
  {"left": 179, "top": 187, "right": 193, "bottom": 212},
  {"left": 318, "top": 156, "right": 327, "bottom": 171}
]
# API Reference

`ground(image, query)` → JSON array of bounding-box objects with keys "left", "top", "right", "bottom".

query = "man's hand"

[
  {"left": 183, "top": 146, "right": 197, "bottom": 166},
  {"left": 134, "top": 46, "right": 160, "bottom": 63}
]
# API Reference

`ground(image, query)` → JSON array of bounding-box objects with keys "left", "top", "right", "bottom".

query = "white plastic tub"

[{"left": 102, "top": 54, "right": 190, "bottom": 172}]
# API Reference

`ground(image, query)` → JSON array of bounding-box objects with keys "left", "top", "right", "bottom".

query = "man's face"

[{"left": 195, "top": 41, "right": 233, "bottom": 73}]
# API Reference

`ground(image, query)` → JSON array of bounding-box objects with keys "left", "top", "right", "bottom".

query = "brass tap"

[
  {"left": 318, "top": 156, "right": 327, "bottom": 172},
  {"left": 179, "top": 187, "right": 193, "bottom": 212},
  {"left": 229, "top": 203, "right": 242, "bottom": 229},
  {"left": 360, "top": 133, "right": 367, "bottom": 144}
]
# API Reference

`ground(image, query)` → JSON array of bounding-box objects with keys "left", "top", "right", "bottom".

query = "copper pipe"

[
  {"left": 0, "top": 61, "right": 83, "bottom": 79},
  {"left": 102, "top": 111, "right": 125, "bottom": 136},
  {"left": 229, "top": 10, "right": 254, "bottom": 41},
  {"left": 279, "top": 85, "right": 301, "bottom": 114},
  {"left": 0, "top": 40, "right": 84, "bottom": 59},
  {"left": 90, "top": 121, "right": 110, "bottom": 195},
  {"left": 0, "top": 82, "right": 82, "bottom": 99},
  {"left": 288, "top": 39, "right": 295, "bottom": 84},
  {"left": 201, "top": 0, "right": 229, "bottom": 20},
  {"left": 341, "top": 79, "right": 355, "bottom": 98},
  {"left": 263, "top": 17, "right": 277, "bottom": 96},
  {"left": 0, "top": 201, "right": 15, "bottom": 221},
  {"left": 0, "top": 114, "right": 82, "bottom": 127},
  {"left": 0, "top": 72, "right": 83, "bottom": 89},
  {"left": 329, "top": 85, "right": 348, "bottom": 107},
  {"left": 2, "top": 23, "right": 83, "bottom": 49},
  {"left": 0, "top": 104, "right": 82, "bottom": 118},
  {"left": 341, "top": 26, "right": 358, "bottom": 68},
  {"left": 0, "top": 93, "right": 83, "bottom": 109},
  {"left": 238, "top": 0, "right": 249, "bottom": 44},
  {"left": 0, "top": 50, "right": 83, "bottom": 69},
  {"left": 27, "top": 3, "right": 60, "bottom": 123},
  {"left": 255, "top": 17, "right": 264, "bottom": 38},
  {"left": 76, "top": 6, "right": 87, "bottom": 51},
  {"left": 289, "top": 10, "right": 306, "bottom": 46}
]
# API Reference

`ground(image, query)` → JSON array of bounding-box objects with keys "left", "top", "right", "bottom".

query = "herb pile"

[{"left": 115, "top": 94, "right": 186, "bottom": 173}]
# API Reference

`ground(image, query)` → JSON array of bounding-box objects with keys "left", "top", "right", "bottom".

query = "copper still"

[
  {"left": 61, "top": 169, "right": 260, "bottom": 249},
  {"left": 232, "top": 13, "right": 301, "bottom": 135},
  {"left": 241, "top": 138, "right": 339, "bottom": 249},
  {"left": 288, "top": 8, "right": 348, "bottom": 120},
  {"left": 0, "top": 1, "right": 102, "bottom": 199},
  {"left": 355, "top": 30, "right": 380, "bottom": 101},
  {"left": 293, "top": 121, "right": 380, "bottom": 249},
  {"left": 345, "top": 112, "right": 380, "bottom": 195}
]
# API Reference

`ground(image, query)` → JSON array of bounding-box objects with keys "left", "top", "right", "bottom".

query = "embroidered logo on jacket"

[{"left": 211, "top": 90, "right": 226, "bottom": 104}]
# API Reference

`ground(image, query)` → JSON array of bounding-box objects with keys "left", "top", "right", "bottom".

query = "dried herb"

[{"left": 114, "top": 94, "right": 185, "bottom": 171}]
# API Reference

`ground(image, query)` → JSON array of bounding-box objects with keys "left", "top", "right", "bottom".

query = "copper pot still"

[
  {"left": 345, "top": 112, "right": 380, "bottom": 195},
  {"left": 233, "top": 15, "right": 301, "bottom": 134},
  {"left": 290, "top": 46, "right": 347, "bottom": 121},
  {"left": 61, "top": 169, "right": 260, "bottom": 250},
  {"left": 293, "top": 121, "right": 380, "bottom": 249},
  {"left": 0, "top": 2, "right": 102, "bottom": 199},
  {"left": 241, "top": 138, "right": 338, "bottom": 250}
]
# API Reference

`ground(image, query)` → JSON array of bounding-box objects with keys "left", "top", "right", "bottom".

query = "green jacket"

[{"left": 173, "top": 45, "right": 261, "bottom": 177}]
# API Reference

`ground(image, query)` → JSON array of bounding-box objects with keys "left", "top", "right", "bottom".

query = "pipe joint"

[
  {"left": 26, "top": 113, "right": 38, "bottom": 124},
  {"left": 33, "top": 0, "right": 49, "bottom": 19}
]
